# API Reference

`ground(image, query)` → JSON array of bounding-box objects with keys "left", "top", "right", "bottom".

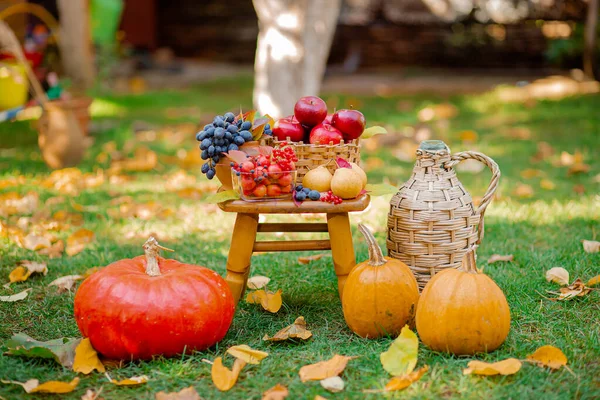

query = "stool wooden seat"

[{"left": 218, "top": 194, "right": 370, "bottom": 305}]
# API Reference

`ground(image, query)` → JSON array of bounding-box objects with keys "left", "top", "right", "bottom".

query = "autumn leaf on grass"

[
  {"left": 519, "top": 169, "right": 543, "bottom": 179},
  {"left": 38, "top": 239, "right": 65, "bottom": 258},
  {"left": 1, "top": 377, "right": 79, "bottom": 394},
  {"left": 540, "top": 179, "right": 556, "bottom": 190},
  {"left": 246, "top": 289, "right": 282, "bottom": 313},
  {"left": 513, "top": 183, "right": 534, "bottom": 198},
  {"left": 211, "top": 357, "right": 246, "bottom": 391},
  {"left": 262, "top": 383, "right": 289, "bottom": 400},
  {"left": 299, "top": 354, "right": 357, "bottom": 382},
  {"left": 588, "top": 275, "right": 600, "bottom": 287},
  {"left": 552, "top": 279, "right": 592, "bottom": 300},
  {"left": 263, "top": 316, "right": 312, "bottom": 342},
  {"left": 582, "top": 240, "right": 600, "bottom": 253},
  {"left": 106, "top": 374, "right": 149, "bottom": 386},
  {"left": 247, "top": 275, "right": 270, "bottom": 290},
  {"left": 320, "top": 376, "right": 345, "bottom": 393},
  {"left": 81, "top": 388, "right": 103, "bottom": 400},
  {"left": 567, "top": 162, "right": 591, "bottom": 175},
  {"left": 383, "top": 366, "right": 429, "bottom": 392},
  {"left": 8, "top": 261, "right": 47, "bottom": 283},
  {"left": 6, "top": 333, "right": 80, "bottom": 368},
  {"left": 66, "top": 228, "right": 95, "bottom": 256},
  {"left": 298, "top": 254, "right": 326, "bottom": 264},
  {"left": 49, "top": 275, "right": 84, "bottom": 292},
  {"left": 487, "top": 254, "right": 514, "bottom": 264},
  {"left": 22, "top": 233, "right": 51, "bottom": 251},
  {"left": 380, "top": 325, "right": 418, "bottom": 376},
  {"left": 463, "top": 358, "right": 522, "bottom": 376},
  {"left": 226, "top": 345, "right": 269, "bottom": 365},
  {"left": 73, "top": 338, "right": 105, "bottom": 374},
  {"left": 526, "top": 345, "right": 568, "bottom": 370},
  {"left": 545, "top": 267, "right": 569, "bottom": 286},
  {"left": 155, "top": 386, "right": 202, "bottom": 400},
  {"left": 0, "top": 288, "right": 31, "bottom": 302}
]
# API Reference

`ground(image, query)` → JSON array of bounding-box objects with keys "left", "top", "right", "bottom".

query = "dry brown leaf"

[
  {"left": 81, "top": 388, "right": 103, "bottom": 400},
  {"left": 52, "top": 210, "right": 84, "bottom": 227},
  {"left": 262, "top": 383, "right": 289, "bottom": 400},
  {"left": 247, "top": 275, "right": 270, "bottom": 290},
  {"left": 513, "top": 183, "right": 534, "bottom": 198},
  {"left": 582, "top": 240, "right": 600, "bottom": 253},
  {"left": 23, "top": 233, "right": 51, "bottom": 251},
  {"left": 545, "top": 267, "right": 569, "bottom": 286},
  {"left": 540, "top": 179, "right": 556, "bottom": 190},
  {"left": 66, "top": 229, "right": 95, "bottom": 256},
  {"left": 526, "top": 345, "right": 567, "bottom": 369},
  {"left": 8, "top": 261, "right": 48, "bottom": 283},
  {"left": 383, "top": 366, "right": 429, "bottom": 392},
  {"left": 49, "top": 275, "right": 84, "bottom": 292},
  {"left": 520, "top": 169, "right": 543, "bottom": 179},
  {"left": 226, "top": 345, "right": 269, "bottom": 365},
  {"left": 0, "top": 288, "right": 31, "bottom": 302},
  {"left": 531, "top": 141, "right": 554, "bottom": 163},
  {"left": 211, "top": 357, "right": 246, "bottom": 392},
  {"left": 1, "top": 377, "right": 80, "bottom": 393},
  {"left": 39, "top": 239, "right": 65, "bottom": 258},
  {"left": 0, "top": 191, "right": 39, "bottom": 216},
  {"left": 299, "top": 354, "right": 357, "bottom": 383},
  {"left": 155, "top": 386, "right": 202, "bottom": 400},
  {"left": 298, "top": 254, "right": 326, "bottom": 264},
  {"left": 110, "top": 146, "right": 158, "bottom": 173},
  {"left": 587, "top": 274, "right": 600, "bottom": 287},
  {"left": 567, "top": 163, "right": 590, "bottom": 175},
  {"left": 573, "top": 184, "right": 586, "bottom": 195},
  {"left": 487, "top": 254, "right": 514, "bottom": 264},
  {"left": 463, "top": 358, "right": 522, "bottom": 376},
  {"left": 106, "top": 374, "right": 149, "bottom": 386},
  {"left": 263, "top": 316, "right": 312, "bottom": 342},
  {"left": 320, "top": 376, "right": 344, "bottom": 393},
  {"left": 555, "top": 278, "right": 592, "bottom": 300},
  {"left": 73, "top": 338, "right": 105, "bottom": 374},
  {"left": 246, "top": 289, "right": 282, "bottom": 313}
]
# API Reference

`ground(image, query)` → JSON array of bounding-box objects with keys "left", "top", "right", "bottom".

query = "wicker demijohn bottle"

[{"left": 387, "top": 140, "right": 500, "bottom": 290}]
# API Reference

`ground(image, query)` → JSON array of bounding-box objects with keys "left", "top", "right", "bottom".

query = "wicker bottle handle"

[{"left": 444, "top": 151, "right": 500, "bottom": 244}]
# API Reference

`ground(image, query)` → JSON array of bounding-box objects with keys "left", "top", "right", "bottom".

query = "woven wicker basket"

[
  {"left": 272, "top": 138, "right": 360, "bottom": 185},
  {"left": 387, "top": 140, "right": 500, "bottom": 290}
]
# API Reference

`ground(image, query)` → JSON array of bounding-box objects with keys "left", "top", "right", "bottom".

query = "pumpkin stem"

[
  {"left": 358, "top": 223, "right": 386, "bottom": 266},
  {"left": 461, "top": 246, "right": 478, "bottom": 274},
  {"left": 143, "top": 237, "right": 174, "bottom": 276}
]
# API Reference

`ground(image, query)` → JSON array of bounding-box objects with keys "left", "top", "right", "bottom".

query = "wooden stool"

[{"left": 218, "top": 194, "right": 370, "bottom": 305}]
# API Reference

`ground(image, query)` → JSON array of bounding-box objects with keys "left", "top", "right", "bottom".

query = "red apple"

[
  {"left": 331, "top": 109, "right": 366, "bottom": 140},
  {"left": 294, "top": 96, "right": 327, "bottom": 127},
  {"left": 309, "top": 123, "right": 344, "bottom": 145},
  {"left": 266, "top": 184, "right": 282, "bottom": 197},
  {"left": 253, "top": 184, "right": 267, "bottom": 198},
  {"left": 273, "top": 116, "right": 305, "bottom": 142},
  {"left": 278, "top": 173, "right": 293, "bottom": 187},
  {"left": 241, "top": 175, "right": 256, "bottom": 191},
  {"left": 267, "top": 164, "right": 283, "bottom": 180}
]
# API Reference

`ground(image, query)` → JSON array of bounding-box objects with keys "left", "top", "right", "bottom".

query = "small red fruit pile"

[
  {"left": 231, "top": 145, "right": 298, "bottom": 199},
  {"left": 320, "top": 190, "right": 343, "bottom": 205},
  {"left": 272, "top": 96, "right": 366, "bottom": 145}
]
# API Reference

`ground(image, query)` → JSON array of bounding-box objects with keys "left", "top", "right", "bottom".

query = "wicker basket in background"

[
  {"left": 272, "top": 138, "right": 361, "bottom": 185},
  {"left": 387, "top": 140, "right": 500, "bottom": 290}
]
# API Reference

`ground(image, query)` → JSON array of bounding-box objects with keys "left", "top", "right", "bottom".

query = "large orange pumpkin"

[
  {"left": 74, "top": 237, "right": 235, "bottom": 360},
  {"left": 342, "top": 224, "right": 419, "bottom": 338},
  {"left": 415, "top": 249, "right": 510, "bottom": 355}
]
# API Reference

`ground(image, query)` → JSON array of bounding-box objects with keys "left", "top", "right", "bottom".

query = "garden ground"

[{"left": 0, "top": 74, "right": 598, "bottom": 399}]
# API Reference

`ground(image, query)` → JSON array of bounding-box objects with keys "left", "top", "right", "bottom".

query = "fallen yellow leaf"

[
  {"left": 247, "top": 275, "right": 270, "bottom": 290},
  {"left": 298, "top": 254, "right": 326, "bottom": 264},
  {"left": 513, "top": 183, "right": 534, "bottom": 198},
  {"left": 0, "top": 191, "right": 38, "bottom": 216},
  {"left": 384, "top": 365, "right": 429, "bottom": 391},
  {"left": 567, "top": 163, "right": 590, "bottom": 175},
  {"left": 299, "top": 354, "right": 356, "bottom": 383},
  {"left": 520, "top": 169, "right": 543, "bottom": 179},
  {"left": 66, "top": 229, "right": 95, "bottom": 256},
  {"left": 545, "top": 267, "right": 569, "bottom": 286},
  {"left": 155, "top": 386, "right": 202, "bottom": 400},
  {"left": 0, "top": 288, "right": 31, "bottom": 302},
  {"left": 39, "top": 239, "right": 65, "bottom": 258},
  {"left": 49, "top": 275, "right": 84, "bottom": 292},
  {"left": 459, "top": 130, "right": 478, "bottom": 142},
  {"left": 52, "top": 210, "right": 84, "bottom": 227},
  {"left": 73, "top": 338, "right": 105, "bottom": 374},
  {"left": 555, "top": 278, "right": 592, "bottom": 300},
  {"left": 8, "top": 261, "right": 48, "bottom": 283},
  {"left": 380, "top": 325, "right": 418, "bottom": 376},
  {"left": 487, "top": 254, "right": 514, "bottom": 264},
  {"left": 263, "top": 316, "right": 312, "bottom": 342},
  {"left": 262, "top": 383, "right": 289, "bottom": 400},
  {"left": 226, "top": 345, "right": 269, "bottom": 365},
  {"left": 246, "top": 289, "right": 282, "bottom": 313},
  {"left": 320, "top": 376, "right": 344, "bottom": 393},
  {"left": 582, "top": 240, "right": 600, "bottom": 253},
  {"left": 1, "top": 377, "right": 80, "bottom": 393},
  {"left": 211, "top": 357, "right": 246, "bottom": 391},
  {"left": 540, "top": 179, "right": 556, "bottom": 190},
  {"left": 526, "top": 345, "right": 567, "bottom": 369},
  {"left": 106, "top": 374, "right": 149, "bottom": 386},
  {"left": 463, "top": 358, "right": 522, "bottom": 376},
  {"left": 23, "top": 233, "right": 51, "bottom": 251},
  {"left": 587, "top": 274, "right": 600, "bottom": 287}
]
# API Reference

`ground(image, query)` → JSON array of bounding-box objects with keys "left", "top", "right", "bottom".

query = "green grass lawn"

[{"left": 0, "top": 74, "right": 599, "bottom": 399}]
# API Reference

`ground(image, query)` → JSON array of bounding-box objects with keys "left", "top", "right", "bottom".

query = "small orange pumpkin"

[
  {"left": 415, "top": 248, "right": 510, "bottom": 355},
  {"left": 342, "top": 224, "right": 419, "bottom": 338}
]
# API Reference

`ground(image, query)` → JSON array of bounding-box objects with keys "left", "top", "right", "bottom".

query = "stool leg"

[
  {"left": 327, "top": 212, "right": 355, "bottom": 299},
  {"left": 225, "top": 213, "right": 258, "bottom": 305}
]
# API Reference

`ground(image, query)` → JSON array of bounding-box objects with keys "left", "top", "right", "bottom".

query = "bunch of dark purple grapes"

[{"left": 195, "top": 112, "right": 273, "bottom": 179}]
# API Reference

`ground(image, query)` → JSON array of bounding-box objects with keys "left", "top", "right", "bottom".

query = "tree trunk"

[
  {"left": 252, "top": 0, "right": 341, "bottom": 118},
  {"left": 584, "top": 0, "right": 599, "bottom": 80},
  {"left": 56, "top": 0, "right": 95, "bottom": 90}
]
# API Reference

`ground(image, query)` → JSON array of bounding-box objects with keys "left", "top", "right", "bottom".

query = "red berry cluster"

[
  {"left": 320, "top": 190, "right": 343, "bottom": 205},
  {"left": 271, "top": 142, "right": 298, "bottom": 172}
]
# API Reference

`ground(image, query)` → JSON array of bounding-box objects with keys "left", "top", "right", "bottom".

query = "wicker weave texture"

[
  {"left": 273, "top": 139, "right": 360, "bottom": 185},
  {"left": 387, "top": 145, "right": 499, "bottom": 289}
]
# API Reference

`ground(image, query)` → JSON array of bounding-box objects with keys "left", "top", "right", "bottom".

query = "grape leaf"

[
  {"left": 6, "top": 333, "right": 81, "bottom": 368},
  {"left": 361, "top": 126, "right": 388, "bottom": 139},
  {"left": 225, "top": 150, "right": 249, "bottom": 164},
  {"left": 364, "top": 183, "right": 397, "bottom": 196},
  {"left": 202, "top": 190, "right": 240, "bottom": 204}
]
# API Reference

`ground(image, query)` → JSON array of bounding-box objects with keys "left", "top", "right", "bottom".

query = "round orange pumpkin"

[
  {"left": 342, "top": 224, "right": 420, "bottom": 338},
  {"left": 74, "top": 237, "right": 235, "bottom": 360},
  {"left": 415, "top": 249, "right": 510, "bottom": 355}
]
